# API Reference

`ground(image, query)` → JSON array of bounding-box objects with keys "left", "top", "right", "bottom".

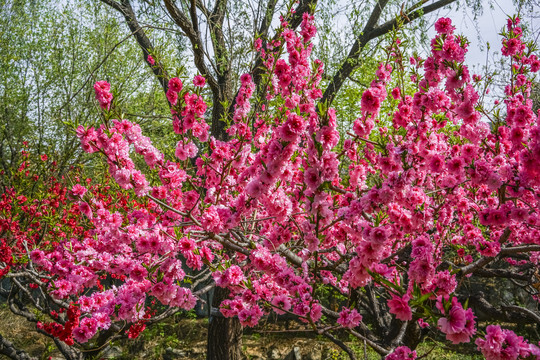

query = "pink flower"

[
  {"left": 78, "top": 202, "right": 93, "bottom": 219},
  {"left": 94, "top": 80, "right": 110, "bottom": 93},
  {"left": 201, "top": 206, "right": 224, "bottom": 233},
  {"left": 352, "top": 118, "right": 374, "bottom": 137},
  {"left": 510, "top": 207, "right": 529, "bottom": 222},
  {"left": 509, "top": 126, "right": 525, "bottom": 144},
  {"left": 178, "top": 237, "right": 195, "bottom": 254},
  {"left": 388, "top": 294, "right": 412, "bottom": 321},
  {"left": 240, "top": 73, "right": 252, "bottom": 86},
  {"left": 168, "top": 77, "right": 183, "bottom": 92},
  {"left": 166, "top": 88, "right": 179, "bottom": 106},
  {"left": 238, "top": 306, "right": 263, "bottom": 327},
  {"left": 418, "top": 318, "right": 430, "bottom": 328},
  {"left": 434, "top": 17, "right": 455, "bottom": 34},
  {"left": 194, "top": 98, "right": 207, "bottom": 115},
  {"left": 193, "top": 75, "right": 206, "bottom": 87},
  {"left": 130, "top": 264, "right": 148, "bottom": 282},
  {"left": 337, "top": 307, "right": 362, "bottom": 328},
  {"left": 428, "top": 271, "right": 457, "bottom": 296},
  {"left": 369, "top": 226, "right": 390, "bottom": 245},
  {"left": 225, "top": 265, "right": 245, "bottom": 286},
  {"left": 439, "top": 304, "right": 464, "bottom": 333},
  {"left": 316, "top": 126, "right": 340, "bottom": 150},
  {"left": 93, "top": 312, "right": 112, "bottom": 330},
  {"left": 385, "top": 346, "right": 417, "bottom": 360},
  {"left": 310, "top": 303, "right": 322, "bottom": 322},
  {"left": 446, "top": 157, "right": 465, "bottom": 174},
  {"left": 280, "top": 113, "right": 306, "bottom": 141},
  {"left": 72, "top": 184, "right": 87, "bottom": 197},
  {"left": 361, "top": 87, "right": 384, "bottom": 114},
  {"left": 304, "top": 167, "right": 321, "bottom": 190},
  {"left": 175, "top": 141, "right": 188, "bottom": 161},
  {"left": 476, "top": 325, "right": 530, "bottom": 360},
  {"left": 271, "top": 294, "right": 292, "bottom": 315},
  {"left": 408, "top": 259, "right": 434, "bottom": 285},
  {"left": 438, "top": 297, "right": 476, "bottom": 344},
  {"left": 429, "top": 154, "right": 445, "bottom": 173},
  {"left": 72, "top": 317, "right": 98, "bottom": 343},
  {"left": 170, "top": 287, "right": 197, "bottom": 310},
  {"left": 147, "top": 54, "right": 155, "bottom": 65},
  {"left": 246, "top": 178, "right": 264, "bottom": 198},
  {"left": 94, "top": 81, "right": 113, "bottom": 110},
  {"left": 502, "top": 38, "right": 524, "bottom": 57}
]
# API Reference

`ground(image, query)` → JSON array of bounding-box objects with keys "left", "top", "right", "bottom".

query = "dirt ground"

[{"left": 0, "top": 305, "right": 351, "bottom": 360}]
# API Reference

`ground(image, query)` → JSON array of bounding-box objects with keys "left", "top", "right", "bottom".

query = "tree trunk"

[
  {"left": 211, "top": 87, "right": 230, "bottom": 142},
  {"left": 206, "top": 287, "right": 242, "bottom": 360}
]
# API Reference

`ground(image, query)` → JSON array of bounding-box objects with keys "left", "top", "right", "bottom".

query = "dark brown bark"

[
  {"left": 206, "top": 287, "right": 243, "bottom": 360},
  {"left": 208, "top": 0, "right": 232, "bottom": 141},
  {"left": 211, "top": 86, "right": 231, "bottom": 141},
  {"left": 0, "top": 333, "right": 36, "bottom": 360},
  {"left": 402, "top": 321, "right": 423, "bottom": 350}
]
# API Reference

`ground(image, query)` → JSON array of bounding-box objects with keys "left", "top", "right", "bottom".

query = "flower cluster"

[
  {"left": 385, "top": 346, "right": 417, "bottom": 360},
  {"left": 437, "top": 296, "right": 476, "bottom": 344},
  {"left": 476, "top": 325, "right": 540, "bottom": 360},
  {"left": 94, "top": 80, "right": 113, "bottom": 110}
]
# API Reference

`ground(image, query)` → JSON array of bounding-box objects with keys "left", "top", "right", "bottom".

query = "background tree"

[{"left": 0, "top": 0, "right": 182, "bottom": 178}]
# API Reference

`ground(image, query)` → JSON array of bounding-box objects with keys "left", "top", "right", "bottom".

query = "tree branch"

[
  {"left": 501, "top": 305, "right": 540, "bottom": 326},
  {"left": 321, "top": 304, "right": 379, "bottom": 343},
  {"left": 228, "top": 0, "right": 318, "bottom": 118},
  {"left": 319, "top": 0, "right": 389, "bottom": 108},
  {"left": 322, "top": 332, "right": 357, "bottom": 360},
  {"left": 163, "top": 0, "right": 219, "bottom": 92},
  {"left": 320, "top": 0, "right": 457, "bottom": 108},
  {"left": 0, "top": 333, "right": 36, "bottom": 360},
  {"left": 459, "top": 228, "right": 515, "bottom": 276},
  {"left": 7, "top": 294, "right": 83, "bottom": 360},
  {"left": 257, "top": 0, "right": 278, "bottom": 39},
  {"left": 372, "top": 0, "right": 456, "bottom": 39},
  {"left": 100, "top": 0, "right": 170, "bottom": 94},
  {"left": 349, "top": 329, "right": 390, "bottom": 356}
]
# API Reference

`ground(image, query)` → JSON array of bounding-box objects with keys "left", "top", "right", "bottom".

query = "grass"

[{"left": 321, "top": 337, "right": 483, "bottom": 360}]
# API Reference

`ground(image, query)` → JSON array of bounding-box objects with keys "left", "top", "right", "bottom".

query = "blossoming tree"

[{"left": 3, "top": 9, "right": 540, "bottom": 360}]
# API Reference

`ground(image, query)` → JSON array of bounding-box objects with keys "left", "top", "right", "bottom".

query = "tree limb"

[
  {"left": 322, "top": 331, "right": 357, "bottom": 360},
  {"left": 501, "top": 305, "right": 540, "bottom": 326},
  {"left": 319, "top": 0, "right": 389, "bottom": 108},
  {"left": 100, "top": 0, "right": 170, "bottom": 94},
  {"left": 320, "top": 0, "right": 457, "bottom": 108},
  {"left": 228, "top": 0, "right": 318, "bottom": 119},
  {"left": 349, "top": 329, "right": 390, "bottom": 356},
  {"left": 257, "top": 0, "right": 278, "bottom": 40},
  {"left": 459, "top": 228, "right": 515, "bottom": 276},
  {"left": 0, "top": 333, "right": 36, "bottom": 360},
  {"left": 163, "top": 0, "right": 219, "bottom": 92}
]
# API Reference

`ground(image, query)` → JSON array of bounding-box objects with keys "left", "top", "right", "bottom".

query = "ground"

[{"left": 0, "top": 304, "right": 484, "bottom": 360}]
